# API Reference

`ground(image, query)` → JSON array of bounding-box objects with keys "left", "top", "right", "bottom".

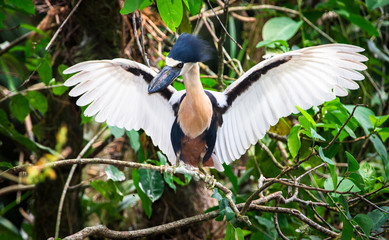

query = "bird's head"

[{"left": 148, "top": 33, "right": 212, "bottom": 93}]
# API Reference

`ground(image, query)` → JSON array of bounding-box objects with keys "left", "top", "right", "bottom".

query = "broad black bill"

[{"left": 148, "top": 66, "right": 181, "bottom": 93}]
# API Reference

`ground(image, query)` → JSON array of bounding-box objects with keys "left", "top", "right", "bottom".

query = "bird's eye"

[{"left": 177, "top": 63, "right": 184, "bottom": 68}]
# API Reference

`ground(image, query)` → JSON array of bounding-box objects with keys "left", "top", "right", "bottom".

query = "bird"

[{"left": 63, "top": 33, "right": 367, "bottom": 171}]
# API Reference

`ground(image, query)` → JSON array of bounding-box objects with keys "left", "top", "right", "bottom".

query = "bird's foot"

[
  {"left": 204, "top": 174, "right": 216, "bottom": 189},
  {"left": 160, "top": 164, "right": 169, "bottom": 175}
]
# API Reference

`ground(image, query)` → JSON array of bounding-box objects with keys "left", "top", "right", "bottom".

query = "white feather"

[
  {"left": 64, "top": 59, "right": 177, "bottom": 164},
  {"left": 212, "top": 43, "right": 367, "bottom": 165}
]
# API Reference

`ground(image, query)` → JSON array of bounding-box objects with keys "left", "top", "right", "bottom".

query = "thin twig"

[
  {"left": 54, "top": 126, "right": 108, "bottom": 239},
  {"left": 206, "top": 0, "right": 242, "bottom": 49},
  {"left": 274, "top": 200, "right": 289, "bottom": 240},
  {"left": 45, "top": 0, "right": 83, "bottom": 51},
  {"left": 190, "top": 5, "right": 336, "bottom": 43}
]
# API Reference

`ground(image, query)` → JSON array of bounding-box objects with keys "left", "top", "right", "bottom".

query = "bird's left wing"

[
  {"left": 213, "top": 44, "right": 367, "bottom": 165},
  {"left": 64, "top": 58, "right": 177, "bottom": 164}
]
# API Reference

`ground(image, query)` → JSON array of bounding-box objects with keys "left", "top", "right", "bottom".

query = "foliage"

[{"left": 1, "top": 0, "right": 389, "bottom": 239}]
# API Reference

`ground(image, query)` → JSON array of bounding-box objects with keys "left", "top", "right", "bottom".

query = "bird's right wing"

[
  {"left": 64, "top": 58, "right": 177, "bottom": 164},
  {"left": 213, "top": 44, "right": 367, "bottom": 165}
]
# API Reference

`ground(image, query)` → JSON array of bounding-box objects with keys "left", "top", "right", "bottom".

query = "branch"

[
  {"left": 54, "top": 126, "right": 108, "bottom": 239},
  {"left": 45, "top": 0, "right": 83, "bottom": 51},
  {"left": 190, "top": 5, "right": 336, "bottom": 43},
  {"left": 53, "top": 193, "right": 339, "bottom": 239}
]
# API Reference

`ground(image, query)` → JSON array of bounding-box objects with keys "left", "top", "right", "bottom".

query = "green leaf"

[
  {"left": 156, "top": 0, "right": 183, "bottom": 31},
  {"left": 211, "top": 189, "right": 223, "bottom": 201},
  {"left": 235, "top": 227, "right": 244, "bottom": 240},
  {"left": 366, "top": 0, "right": 389, "bottom": 10},
  {"left": 25, "top": 91, "right": 48, "bottom": 114},
  {"left": 287, "top": 125, "right": 301, "bottom": 159},
  {"left": 183, "top": 0, "right": 202, "bottom": 15},
  {"left": 132, "top": 169, "right": 152, "bottom": 217},
  {"left": 223, "top": 164, "right": 238, "bottom": 193},
  {"left": 337, "top": 10, "right": 379, "bottom": 36},
  {"left": 320, "top": 147, "right": 337, "bottom": 191},
  {"left": 345, "top": 151, "right": 359, "bottom": 172},
  {"left": 377, "top": 127, "right": 389, "bottom": 142},
  {"left": 109, "top": 126, "right": 125, "bottom": 138},
  {"left": 324, "top": 177, "right": 361, "bottom": 197},
  {"left": 368, "top": 208, "right": 389, "bottom": 232},
  {"left": 120, "top": 0, "right": 144, "bottom": 15},
  {"left": 369, "top": 114, "right": 389, "bottom": 128},
  {"left": 311, "top": 128, "right": 326, "bottom": 141},
  {"left": 138, "top": 169, "right": 164, "bottom": 202},
  {"left": 319, "top": 147, "right": 335, "bottom": 165},
  {"left": 178, "top": 8, "right": 191, "bottom": 33},
  {"left": 0, "top": 216, "right": 20, "bottom": 235},
  {"left": 37, "top": 57, "right": 52, "bottom": 85},
  {"left": 256, "top": 39, "right": 289, "bottom": 48},
  {"left": 158, "top": 152, "right": 176, "bottom": 192},
  {"left": 8, "top": 0, "right": 35, "bottom": 14},
  {"left": 354, "top": 214, "right": 373, "bottom": 236},
  {"left": 340, "top": 215, "right": 353, "bottom": 240},
  {"left": 297, "top": 106, "right": 316, "bottom": 127},
  {"left": 0, "top": 12, "right": 5, "bottom": 29},
  {"left": 369, "top": 134, "right": 389, "bottom": 178},
  {"left": 224, "top": 222, "right": 234, "bottom": 239},
  {"left": 105, "top": 166, "right": 126, "bottom": 182},
  {"left": 90, "top": 179, "right": 123, "bottom": 202},
  {"left": 359, "top": 162, "right": 376, "bottom": 191},
  {"left": 348, "top": 172, "right": 365, "bottom": 191},
  {"left": 0, "top": 162, "right": 13, "bottom": 169},
  {"left": 9, "top": 94, "right": 30, "bottom": 122},
  {"left": 262, "top": 17, "right": 302, "bottom": 42},
  {"left": 140, "top": 0, "right": 153, "bottom": 10},
  {"left": 345, "top": 105, "right": 375, "bottom": 134},
  {"left": 127, "top": 130, "right": 141, "bottom": 153}
]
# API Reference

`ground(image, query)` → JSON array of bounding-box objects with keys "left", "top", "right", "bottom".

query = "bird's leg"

[{"left": 198, "top": 160, "right": 216, "bottom": 189}]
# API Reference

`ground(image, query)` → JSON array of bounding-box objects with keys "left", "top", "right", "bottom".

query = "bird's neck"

[{"left": 178, "top": 63, "right": 213, "bottom": 138}]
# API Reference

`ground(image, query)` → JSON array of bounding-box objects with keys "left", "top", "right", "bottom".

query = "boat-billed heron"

[{"left": 64, "top": 33, "right": 367, "bottom": 171}]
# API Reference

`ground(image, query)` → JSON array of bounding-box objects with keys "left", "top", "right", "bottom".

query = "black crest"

[{"left": 168, "top": 33, "right": 213, "bottom": 63}]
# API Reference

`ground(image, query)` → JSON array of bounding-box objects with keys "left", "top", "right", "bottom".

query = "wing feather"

[
  {"left": 64, "top": 58, "right": 177, "bottom": 164},
  {"left": 213, "top": 44, "right": 367, "bottom": 165}
]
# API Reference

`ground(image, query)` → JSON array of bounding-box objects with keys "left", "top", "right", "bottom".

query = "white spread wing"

[
  {"left": 214, "top": 44, "right": 367, "bottom": 165},
  {"left": 64, "top": 58, "right": 177, "bottom": 164}
]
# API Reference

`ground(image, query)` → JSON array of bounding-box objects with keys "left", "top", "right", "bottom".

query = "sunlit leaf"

[
  {"left": 183, "top": 0, "right": 202, "bottom": 15},
  {"left": 287, "top": 125, "right": 301, "bottom": 159},
  {"left": 262, "top": 17, "right": 302, "bottom": 43},
  {"left": 156, "top": 0, "right": 183, "bottom": 31},
  {"left": 369, "top": 114, "right": 389, "bottom": 128},
  {"left": 359, "top": 162, "right": 376, "bottom": 191},
  {"left": 377, "top": 127, "right": 389, "bottom": 142}
]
